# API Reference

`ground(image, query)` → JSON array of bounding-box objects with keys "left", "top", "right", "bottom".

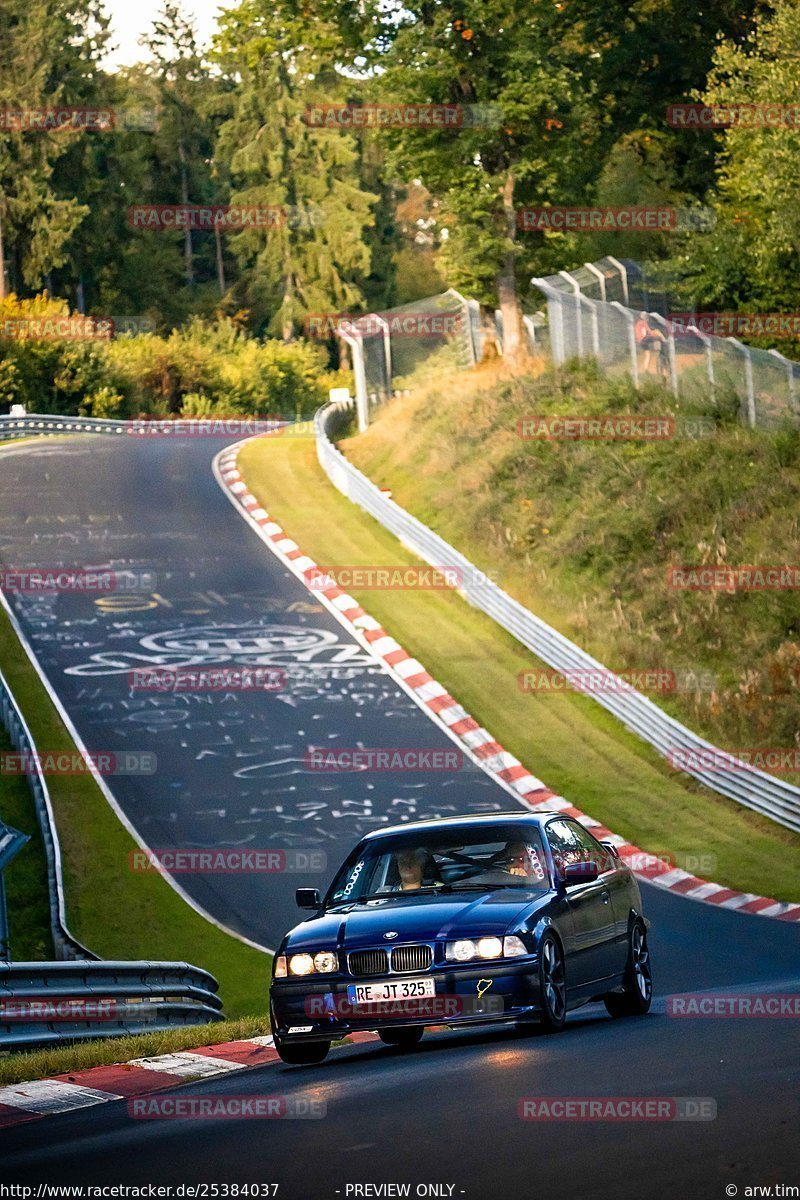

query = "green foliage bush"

[{"left": 0, "top": 297, "right": 330, "bottom": 420}]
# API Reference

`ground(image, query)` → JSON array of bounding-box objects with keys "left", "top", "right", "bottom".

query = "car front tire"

[
  {"left": 378, "top": 1026, "right": 424, "bottom": 1050},
  {"left": 604, "top": 920, "right": 652, "bottom": 1018},
  {"left": 538, "top": 932, "right": 567, "bottom": 1033}
]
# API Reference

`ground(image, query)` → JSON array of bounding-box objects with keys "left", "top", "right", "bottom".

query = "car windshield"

[{"left": 327, "top": 825, "right": 550, "bottom": 904}]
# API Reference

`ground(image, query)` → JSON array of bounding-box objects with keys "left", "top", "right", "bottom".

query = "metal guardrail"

[
  {"left": 0, "top": 669, "right": 96, "bottom": 962},
  {"left": 316, "top": 400, "right": 800, "bottom": 835},
  {"left": 0, "top": 960, "right": 222, "bottom": 1049},
  {"left": 0, "top": 415, "right": 130, "bottom": 438}
]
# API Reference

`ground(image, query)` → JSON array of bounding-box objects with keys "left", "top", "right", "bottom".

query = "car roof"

[{"left": 361, "top": 811, "right": 564, "bottom": 841}]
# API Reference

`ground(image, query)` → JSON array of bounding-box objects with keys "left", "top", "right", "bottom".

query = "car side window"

[
  {"left": 545, "top": 819, "right": 581, "bottom": 874},
  {"left": 546, "top": 819, "right": 605, "bottom": 875},
  {"left": 564, "top": 820, "right": 607, "bottom": 867}
]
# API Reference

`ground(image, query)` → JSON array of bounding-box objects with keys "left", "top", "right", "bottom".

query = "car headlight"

[
  {"left": 445, "top": 935, "right": 529, "bottom": 963},
  {"left": 274, "top": 955, "right": 288, "bottom": 978},
  {"left": 288, "top": 953, "right": 315, "bottom": 976},
  {"left": 313, "top": 951, "right": 338, "bottom": 973},
  {"left": 286, "top": 950, "right": 339, "bottom": 976},
  {"left": 447, "top": 939, "right": 478, "bottom": 962}
]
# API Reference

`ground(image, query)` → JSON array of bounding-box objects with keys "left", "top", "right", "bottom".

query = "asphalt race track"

[
  {"left": 1, "top": 434, "right": 799, "bottom": 1196},
  {"left": 0, "top": 434, "right": 505, "bottom": 945},
  {"left": 2, "top": 883, "right": 800, "bottom": 1196}
]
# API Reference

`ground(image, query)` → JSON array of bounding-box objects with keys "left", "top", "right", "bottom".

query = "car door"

[{"left": 545, "top": 818, "right": 617, "bottom": 988}]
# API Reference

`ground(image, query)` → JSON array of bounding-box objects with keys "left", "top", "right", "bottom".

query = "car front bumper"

[{"left": 270, "top": 958, "right": 541, "bottom": 1042}]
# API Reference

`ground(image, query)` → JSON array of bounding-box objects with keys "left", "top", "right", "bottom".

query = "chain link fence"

[
  {"left": 532, "top": 260, "right": 800, "bottom": 431},
  {"left": 337, "top": 290, "right": 481, "bottom": 431}
]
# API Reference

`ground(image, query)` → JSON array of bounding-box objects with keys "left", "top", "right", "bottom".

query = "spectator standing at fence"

[{"left": 635, "top": 312, "right": 667, "bottom": 374}]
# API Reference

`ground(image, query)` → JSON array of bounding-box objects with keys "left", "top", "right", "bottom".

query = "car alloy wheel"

[{"left": 538, "top": 932, "right": 567, "bottom": 1032}]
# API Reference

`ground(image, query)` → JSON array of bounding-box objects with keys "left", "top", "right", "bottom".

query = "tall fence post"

[
  {"left": 532, "top": 280, "right": 567, "bottom": 365},
  {"left": 768, "top": 348, "right": 797, "bottom": 416},
  {"left": 374, "top": 314, "right": 392, "bottom": 397},
  {"left": 446, "top": 289, "right": 479, "bottom": 366},
  {"left": 648, "top": 312, "right": 678, "bottom": 396},
  {"left": 558, "top": 271, "right": 583, "bottom": 359},
  {"left": 605, "top": 256, "right": 630, "bottom": 305},
  {"left": 611, "top": 301, "right": 639, "bottom": 389},
  {"left": 339, "top": 325, "right": 369, "bottom": 433},
  {"left": 583, "top": 261, "right": 607, "bottom": 302},
  {"left": 728, "top": 337, "right": 756, "bottom": 428},
  {"left": 689, "top": 322, "right": 716, "bottom": 402},
  {"left": 581, "top": 295, "right": 600, "bottom": 358}
]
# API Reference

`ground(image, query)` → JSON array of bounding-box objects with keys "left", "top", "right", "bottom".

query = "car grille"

[
  {"left": 348, "top": 949, "right": 389, "bottom": 977},
  {"left": 347, "top": 944, "right": 433, "bottom": 977},
  {"left": 390, "top": 944, "right": 433, "bottom": 973}
]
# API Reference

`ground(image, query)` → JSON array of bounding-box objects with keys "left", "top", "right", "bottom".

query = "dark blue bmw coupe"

[{"left": 269, "top": 812, "right": 652, "bottom": 1064}]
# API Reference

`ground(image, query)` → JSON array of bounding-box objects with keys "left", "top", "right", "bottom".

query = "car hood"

[{"left": 282, "top": 888, "right": 555, "bottom": 951}]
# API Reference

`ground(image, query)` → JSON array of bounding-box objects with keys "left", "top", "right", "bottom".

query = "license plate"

[{"left": 347, "top": 977, "right": 436, "bottom": 1004}]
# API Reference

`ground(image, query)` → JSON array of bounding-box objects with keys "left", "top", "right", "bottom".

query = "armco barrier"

[
  {"left": 0, "top": 960, "right": 222, "bottom": 1049},
  {"left": 0, "top": 414, "right": 129, "bottom": 438},
  {"left": 0, "top": 669, "right": 95, "bottom": 962},
  {"left": 315, "top": 400, "right": 800, "bottom": 835}
]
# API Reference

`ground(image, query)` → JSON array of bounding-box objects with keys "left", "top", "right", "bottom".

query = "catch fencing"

[
  {"left": 316, "top": 399, "right": 800, "bottom": 836},
  {"left": 532, "top": 259, "right": 800, "bottom": 431}
]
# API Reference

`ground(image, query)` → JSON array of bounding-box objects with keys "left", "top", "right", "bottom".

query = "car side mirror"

[
  {"left": 563, "top": 861, "right": 599, "bottom": 885},
  {"left": 296, "top": 888, "right": 321, "bottom": 909}
]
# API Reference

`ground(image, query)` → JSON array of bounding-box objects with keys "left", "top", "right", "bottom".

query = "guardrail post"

[{"left": 727, "top": 337, "right": 756, "bottom": 427}]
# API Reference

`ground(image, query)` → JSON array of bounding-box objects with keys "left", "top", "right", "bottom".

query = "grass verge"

[
  {"left": 238, "top": 422, "right": 800, "bottom": 904},
  {"left": 0, "top": 1016, "right": 271, "bottom": 1088},
  {"left": 0, "top": 605, "right": 270, "bottom": 1018}
]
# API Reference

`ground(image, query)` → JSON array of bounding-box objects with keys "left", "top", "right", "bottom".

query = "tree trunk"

[
  {"left": 178, "top": 143, "right": 193, "bottom": 287},
  {"left": 0, "top": 206, "right": 5, "bottom": 300},
  {"left": 214, "top": 224, "right": 225, "bottom": 296},
  {"left": 497, "top": 170, "right": 527, "bottom": 365}
]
